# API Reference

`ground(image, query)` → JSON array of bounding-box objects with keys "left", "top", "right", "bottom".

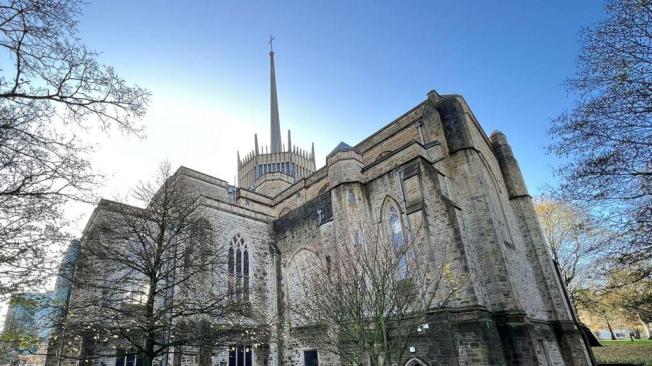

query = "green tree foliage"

[
  {"left": 534, "top": 198, "right": 616, "bottom": 308},
  {"left": 607, "top": 268, "right": 652, "bottom": 338}
]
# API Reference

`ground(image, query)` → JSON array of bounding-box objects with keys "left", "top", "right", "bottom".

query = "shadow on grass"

[{"left": 593, "top": 339, "right": 652, "bottom": 366}]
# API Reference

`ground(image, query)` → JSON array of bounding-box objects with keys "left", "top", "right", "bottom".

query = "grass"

[{"left": 593, "top": 339, "right": 652, "bottom": 365}]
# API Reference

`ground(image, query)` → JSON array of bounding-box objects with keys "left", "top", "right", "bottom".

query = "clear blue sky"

[
  {"left": 76, "top": 0, "right": 606, "bottom": 195},
  {"left": 0, "top": 0, "right": 613, "bottom": 322}
]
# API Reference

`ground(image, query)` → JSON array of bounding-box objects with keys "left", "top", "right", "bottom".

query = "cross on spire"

[{"left": 268, "top": 35, "right": 275, "bottom": 53}]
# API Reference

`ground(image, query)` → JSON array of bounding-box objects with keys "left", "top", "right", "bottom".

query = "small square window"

[
  {"left": 348, "top": 190, "right": 356, "bottom": 204},
  {"left": 353, "top": 230, "right": 364, "bottom": 246}
]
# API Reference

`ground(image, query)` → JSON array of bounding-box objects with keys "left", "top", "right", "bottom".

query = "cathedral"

[{"left": 50, "top": 45, "right": 594, "bottom": 366}]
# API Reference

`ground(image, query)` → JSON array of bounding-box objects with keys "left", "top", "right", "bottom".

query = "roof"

[{"left": 327, "top": 141, "right": 352, "bottom": 158}]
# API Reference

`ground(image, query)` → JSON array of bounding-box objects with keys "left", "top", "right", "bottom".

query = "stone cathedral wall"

[
  {"left": 203, "top": 206, "right": 274, "bottom": 315},
  {"left": 55, "top": 91, "right": 592, "bottom": 366},
  {"left": 266, "top": 91, "right": 590, "bottom": 364},
  {"left": 272, "top": 191, "right": 339, "bottom": 366}
]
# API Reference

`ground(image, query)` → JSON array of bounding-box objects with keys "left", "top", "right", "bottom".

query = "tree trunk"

[
  {"left": 637, "top": 313, "right": 652, "bottom": 340},
  {"left": 605, "top": 316, "right": 617, "bottom": 340},
  {"left": 144, "top": 277, "right": 158, "bottom": 366}
]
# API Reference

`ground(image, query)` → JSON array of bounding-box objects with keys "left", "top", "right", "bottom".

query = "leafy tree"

[
  {"left": 534, "top": 198, "right": 616, "bottom": 308},
  {"left": 0, "top": 0, "right": 150, "bottom": 297},
  {"left": 549, "top": 0, "right": 651, "bottom": 265},
  {"left": 575, "top": 267, "right": 652, "bottom": 340},
  {"left": 578, "top": 289, "right": 622, "bottom": 340},
  {"left": 606, "top": 268, "right": 652, "bottom": 339}
]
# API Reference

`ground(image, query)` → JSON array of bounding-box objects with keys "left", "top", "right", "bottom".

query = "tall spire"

[{"left": 269, "top": 35, "right": 282, "bottom": 153}]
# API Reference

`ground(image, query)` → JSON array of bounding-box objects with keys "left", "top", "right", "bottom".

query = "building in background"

[
  {"left": 43, "top": 240, "right": 81, "bottom": 366},
  {"left": 1, "top": 240, "right": 81, "bottom": 366},
  {"left": 2, "top": 292, "right": 50, "bottom": 366}
]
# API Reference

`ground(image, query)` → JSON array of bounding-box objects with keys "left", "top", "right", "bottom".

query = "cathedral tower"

[{"left": 237, "top": 39, "right": 316, "bottom": 196}]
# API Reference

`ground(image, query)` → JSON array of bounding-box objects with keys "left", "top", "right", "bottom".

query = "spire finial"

[
  {"left": 268, "top": 35, "right": 275, "bottom": 53},
  {"left": 269, "top": 36, "right": 282, "bottom": 153}
]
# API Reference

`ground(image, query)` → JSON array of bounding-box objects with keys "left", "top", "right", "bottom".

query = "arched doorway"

[{"left": 404, "top": 358, "right": 429, "bottom": 366}]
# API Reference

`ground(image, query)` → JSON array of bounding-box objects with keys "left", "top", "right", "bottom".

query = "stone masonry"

[{"left": 54, "top": 86, "right": 595, "bottom": 366}]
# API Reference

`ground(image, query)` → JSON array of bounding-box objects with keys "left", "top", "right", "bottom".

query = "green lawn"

[{"left": 593, "top": 339, "right": 652, "bottom": 365}]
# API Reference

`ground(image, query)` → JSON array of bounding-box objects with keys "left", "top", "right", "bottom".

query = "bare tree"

[
  {"left": 0, "top": 0, "right": 150, "bottom": 297},
  {"left": 290, "top": 224, "right": 462, "bottom": 366},
  {"left": 549, "top": 0, "right": 651, "bottom": 266},
  {"left": 56, "top": 163, "right": 261, "bottom": 366}
]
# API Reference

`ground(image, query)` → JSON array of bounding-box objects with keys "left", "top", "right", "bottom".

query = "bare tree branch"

[
  {"left": 289, "top": 223, "right": 463, "bottom": 366},
  {"left": 58, "top": 163, "right": 270, "bottom": 366},
  {"left": 549, "top": 0, "right": 652, "bottom": 266},
  {"left": 0, "top": 0, "right": 150, "bottom": 298}
]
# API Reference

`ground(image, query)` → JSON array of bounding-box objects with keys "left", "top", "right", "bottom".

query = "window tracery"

[{"left": 228, "top": 234, "right": 249, "bottom": 300}]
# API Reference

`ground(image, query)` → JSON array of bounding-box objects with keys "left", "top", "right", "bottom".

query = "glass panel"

[
  {"left": 115, "top": 350, "right": 125, "bottom": 366},
  {"left": 237, "top": 346, "right": 244, "bottom": 366},
  {"left": 236, "top": 275, "right": 242, "bottom": 301},
  {"left": 390, "top": 207, "right": 404, "bottom": 249},
  {"left": 228, "top": 247, "right": 234, "bottom": 275},
  {"left": 389, "top": 206, "right": 408, "bottom": 278},
  {"left": 229, "top": 348, "right": 236, "bottom": 366},
  {"left": 353, "top": 230, "right": 364, "bottom": 246},
  {"left": 243, "top": 250, "right": 249, "bottom": 276},
  {"left": 236, "top": 248, "right": 242, "bottom": 275},
  {"left": 304, "top": 350, "right": 319, "bottom": 366},
  {"left": 245, "top": 347, "right": 252, "bottom": 366}
]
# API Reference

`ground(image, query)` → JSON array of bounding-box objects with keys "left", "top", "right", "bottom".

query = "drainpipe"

[{"left": 416, "top": 120, "right": 425, "bottom": 145}]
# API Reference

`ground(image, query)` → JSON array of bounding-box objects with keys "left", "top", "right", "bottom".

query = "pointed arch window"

[
  {"left": 386, "top": 203, "right": 408, "bottom": 279},
  {"left": 404, "top": 358, "right": 428, "bottom": 366},
  {"left": 228, "top": 234, "right": 250, "bottom": 301}
]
